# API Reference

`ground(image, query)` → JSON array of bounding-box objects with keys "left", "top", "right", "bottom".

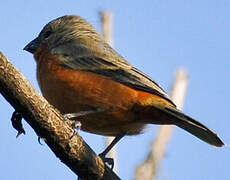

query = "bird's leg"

[
  {"left": 64, "top": 109, "right": 123, "bottom": 170},
  {"left": 99, "top": 135, "right": 124, "bottom": 169},
  {"left": 11, "top": 110, "right": 25, "bottom": 138},
  {"left": 63, "top": 109, "right": 104, "bottom": 133},
  {"left": 64, "top": 109, "right": 104, "bottom": 119}
]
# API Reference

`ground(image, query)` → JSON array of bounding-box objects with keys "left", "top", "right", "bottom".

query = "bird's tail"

[{"left": 147, "top": 106, "right": 224, "bottom": 147}]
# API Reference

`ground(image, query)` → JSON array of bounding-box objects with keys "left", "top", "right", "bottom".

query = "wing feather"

[{"left": 52, "top": 43, "right": 175, "bottom": 106}]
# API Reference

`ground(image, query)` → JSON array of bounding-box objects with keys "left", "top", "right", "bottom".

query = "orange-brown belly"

[{"left": 35, "top": 51, "right": 172, "bottom": 136}]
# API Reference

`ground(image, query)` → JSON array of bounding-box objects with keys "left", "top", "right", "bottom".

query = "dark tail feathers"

[{"left": 160, "top": 107, "right": 224, "bottom": 147}]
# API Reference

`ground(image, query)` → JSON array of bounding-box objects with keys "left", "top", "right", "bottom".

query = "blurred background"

[{"left": 0, "top": 0, "right": 229, "bottom": 179}]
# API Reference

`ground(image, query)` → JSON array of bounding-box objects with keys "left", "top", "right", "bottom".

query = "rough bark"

[{"left": 0, "top": 51, "right": 120, "bottom": 180}]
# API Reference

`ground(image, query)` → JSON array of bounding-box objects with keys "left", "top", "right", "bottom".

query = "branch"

[
  {"left": 134, "top": 68, "right": 188, "bottom": 180},
  {"left": 100, "top": 10, "right": 119, "bottom": 173},
  {"left": 0, "top": 51, "right": 120, "bottom": 180},
  {"left": 100, "top": 10, "right": 113, "bottom": 46}
]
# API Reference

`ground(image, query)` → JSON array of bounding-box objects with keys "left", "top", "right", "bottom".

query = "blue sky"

[{"left": 0, "top": 1, "right": 229, "bottom": 179}]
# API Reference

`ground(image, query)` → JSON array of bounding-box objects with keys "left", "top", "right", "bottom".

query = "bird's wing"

[{"left": 52, "top": 43, "right": 175, "bottom": 106}]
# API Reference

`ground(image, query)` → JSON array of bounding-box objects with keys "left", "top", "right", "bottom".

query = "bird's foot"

[
  {"left": 63, "top": 109, "right": 104, "bottom": 134},
  {"left": 99, "top": 153, "right": 114, "bottom": 170},
  {"left": 11, "top": 111, "right": 25, "bottom": 138},
  {"left": 63, "top": 114, "right": 82, "bottom": 134}
]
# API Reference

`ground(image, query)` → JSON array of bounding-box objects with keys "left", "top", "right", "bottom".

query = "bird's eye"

[{"left": 43, "top": 30, "right": 52, "bottom": 39}]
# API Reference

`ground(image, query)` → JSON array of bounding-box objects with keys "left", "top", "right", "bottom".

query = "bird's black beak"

[{"left": 23, "top": 37, "right": 40, "bottom": 54}]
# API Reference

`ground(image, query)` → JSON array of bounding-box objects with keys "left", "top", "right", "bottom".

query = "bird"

[{"left": 24, "top": 15, "right": 224, "bottom": 161}]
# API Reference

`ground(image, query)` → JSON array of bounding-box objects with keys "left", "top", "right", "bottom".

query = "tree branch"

[
  {"left": 0, "top": 51, "right": 120, "bottom": 180},
  {"left": 134, "top": 68, "right": 188, "bottom": 180},
  {"left": 100, "top": 10, "right": 119, "bottom": 173}
]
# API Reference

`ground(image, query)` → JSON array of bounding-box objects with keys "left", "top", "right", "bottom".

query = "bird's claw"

[
  {"left": 63, "top": 114, "right": 82, "bottom": 134},
  {"left": 72, "top": 121, "right": 82, "bottom": 134},
  {"left": 38, "top": 137, "right": 45, "bottom": 145},
  {"left": 11, "top": 111, "right": 25, "bottom": 138},
  {"left": 99, "top": 153, "right": 114, "bottom": 170},
  {"left": 63, "top": 109, "right": 103, "bottom": 134}
]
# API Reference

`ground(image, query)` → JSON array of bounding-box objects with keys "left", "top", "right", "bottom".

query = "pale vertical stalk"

[
  {"left": 100, "top": 10, "right": 118, "bottom": 173},
  {"left": 100, "top": 11, "right": 113, "bottom": 46},
  {"left": 135, "top": 68, "right": 189, "bottom": 180}
]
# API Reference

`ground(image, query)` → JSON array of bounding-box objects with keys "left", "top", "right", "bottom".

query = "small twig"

[
  {"left": 100, "top": 10, "right": 119, "bottom": 173},
  {"left": 134, "top": 68, "right": 188, "bottom": 180}
]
